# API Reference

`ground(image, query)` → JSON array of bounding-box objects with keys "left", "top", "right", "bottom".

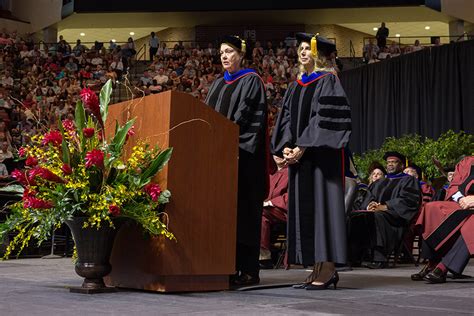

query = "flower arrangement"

[{"left": 0, "top": 79, "right": 174, "bottom": 258}]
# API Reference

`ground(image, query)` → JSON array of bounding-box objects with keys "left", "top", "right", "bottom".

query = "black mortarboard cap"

[
  {"left": 295, "top": 32, "right": 336, "bottom": 57},
  {"left": 221, "top": 35, "right": 246, "bottom": 53},
  {"left": 383, "top": 151, "right": 406, "bottom": 166},
  {"left": 407, "top": 163, "right": 422, "bottom": 177},
  {"left": 443, "top": 166, "right": 455, "bottom": 173},
  {"left": 368, "top": 161, "right": 387, "bottom": 176}
]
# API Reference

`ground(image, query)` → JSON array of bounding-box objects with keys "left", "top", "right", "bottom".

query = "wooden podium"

[{"left": 104, "top": 91, "right": 239, "bottom": 292}]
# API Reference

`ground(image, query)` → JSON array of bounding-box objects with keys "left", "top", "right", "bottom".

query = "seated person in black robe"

[
  {"left": 351, "top": 161, "right": 387, "bottom": 212},
  {"left": 348, "top": 151, "right": 421, "bottom": 268}
]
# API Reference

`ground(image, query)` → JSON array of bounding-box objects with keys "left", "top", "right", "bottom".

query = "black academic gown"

[
  {"left": 271, "top": 72, "right": 351, "bottom": 265},
  {"left": 205, "top": 69, "right": 267, "bottom": 275},
  {"left": 348, "top": 174, "right": 421, "bottom": 262}
]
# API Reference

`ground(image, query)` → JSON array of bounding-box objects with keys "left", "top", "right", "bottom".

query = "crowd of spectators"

[
  {"left": 0, "top": 30, "right": 144, "bottom": 176},
  {"left": 363, "top": 37, "right": 443, "bottom": 64}
]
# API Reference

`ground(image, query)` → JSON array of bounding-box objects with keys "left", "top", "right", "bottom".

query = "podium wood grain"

[{"left": 104, "top": 91, "right": 239, "bottom": 292}]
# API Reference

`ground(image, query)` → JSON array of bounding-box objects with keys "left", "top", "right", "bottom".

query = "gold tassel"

[
  {"left": 311, "top": 33, "right": 319, "bottom": 57},
  {"left": 311, "top": 36, "right": 317, "bottom": 57},
  {"left": 241, "top": 39, "right": 246, "bottom": 54},
  {"left": 405, "top": 157, "right": 408, "bottom": 168}
]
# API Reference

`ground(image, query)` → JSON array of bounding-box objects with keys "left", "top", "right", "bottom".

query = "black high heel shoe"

[
  {"left": 305, "top": 271, "right": 339, "bottom": 290},
  {"left": 292, "top": 264, "right": 322, "bottom": 289}
]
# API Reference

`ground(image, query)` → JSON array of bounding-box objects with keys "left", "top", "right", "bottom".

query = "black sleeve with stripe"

[
  {"left": 233, "top": 74, "right": 268, "bottom": 154},
  {"left": 296, "top": 74, "right": 352, "bottom": 149}
]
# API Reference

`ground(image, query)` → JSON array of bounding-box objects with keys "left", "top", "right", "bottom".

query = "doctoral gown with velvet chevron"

[
  {"left": 271, "top": 72, "right": 351, "bottom": 265},
  {"left": 205, "top": 69, "right": 267, "bottom": 255}
]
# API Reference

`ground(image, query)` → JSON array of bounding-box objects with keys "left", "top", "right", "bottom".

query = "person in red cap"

[{"left": 347, "top": 151, "right": 421, "bottom": 268}]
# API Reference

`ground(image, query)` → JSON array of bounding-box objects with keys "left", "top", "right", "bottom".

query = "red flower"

[
  {"left": 83, "top": 127, "right": 95, "bottom": 138},
  {"left": 127, "top": 125, "right": 135, "bottom": 138},
  {"left": 62, "top": 119, "right": 75, "bottom": 132},
  {"left": 61, "top": 163, "right": 72, "bottom": 175},
  {"left": 22, "top": 188, "right": 35, "bottom": 199},
  {"left": 42, "top": 130, "right": 62, "bottom": 147},
  {"left": 18, "top": 147, "right": 27, "bottom": 157},
  {"left": 80, "top": 88, "right": 101, "bottom": 119},
  {"left": 23, "top": 196, "right": 54, "bottom": 209},
  {"left": 85, "top": 149, "right": 104, "bottom": 169},
  {"left": 29, "top": 167, "right": 64, "bottom": 183},
  {"left": 144, "top": 183, "right": 162, "bottom": 202},
  {"left": 25, "top": 156, "right": 38, "bottom": 167},
  {"left": 125, "top": 125, "right": 135, "bottom": 141},
  {"left": 108, "top": 205, "right": 120, "bottom": 216},
  {"left": 12, "top": 169, "right": 28, "bottom": 185}
]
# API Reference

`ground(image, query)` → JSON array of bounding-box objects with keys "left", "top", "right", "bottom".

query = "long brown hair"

[{"left": 296, "top": 42, "right": 335, "bottom": 79}]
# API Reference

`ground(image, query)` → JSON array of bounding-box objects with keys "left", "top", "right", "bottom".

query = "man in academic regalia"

[
  {"left": 205, "top": 35, "right": 267, "bottom": 286},
  {"left": 412, "top": 156, "right": 474, "bottom": 283},
  {"left": 348, "top": 151, "right": 421, "bottom": 268},
  {"left": 259, "top": 155, "right": 288, "bottom": 269}
]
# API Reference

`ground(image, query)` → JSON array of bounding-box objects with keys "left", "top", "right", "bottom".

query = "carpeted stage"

[{"left": 1, "top": 258, "right": 474, "bottom": 315}]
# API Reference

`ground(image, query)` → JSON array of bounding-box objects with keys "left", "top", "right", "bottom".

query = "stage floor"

[{"left": 1, "top": 258, "right": 474, "bottom": 315}]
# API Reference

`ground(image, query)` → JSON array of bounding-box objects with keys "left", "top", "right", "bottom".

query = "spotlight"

[
  {"left": 129, "top": 32, "right": 135, "bottom": 36},
  {"left": 373, "top": 27, "right": 378, "bottom": 31},
  {"left": 425, "top": 26, "right": 431, "bottom": 30},
  {"left": 111, "top": 39, "right": 116, "bottom": 43},
  {"left": 80, "top": 33, "right": 85, "bottom": 36},
  {"left": 395, "top": 34, "right": 401, "bottom": 37}
]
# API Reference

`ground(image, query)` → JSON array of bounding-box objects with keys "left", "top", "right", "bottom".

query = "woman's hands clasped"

[{"left": 283, "top": 146, "right": 306, "bottom": 165}]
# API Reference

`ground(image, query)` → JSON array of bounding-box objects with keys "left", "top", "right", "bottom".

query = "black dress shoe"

[
  {"left": 363, "top": 261, "right": 387, "bottom": 269},
  {"left": 259, "top": 260, "right": 273, "bottom": 270},
  {"left": 424, "top": 268, "right": 447, "bottom": 284},
  {"left": 411, "top": 264, "right": 432, "bottom": 281},
  {"left": 448, "top": 272, "right": 472, "bottom": 279},
  {"left": 232, "top": 273, "right": 260, "bottom": 287}
]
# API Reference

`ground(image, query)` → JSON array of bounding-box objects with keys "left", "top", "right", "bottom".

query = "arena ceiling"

[{"left": 58, "top": 6, "right": 454, "bottom": 44}]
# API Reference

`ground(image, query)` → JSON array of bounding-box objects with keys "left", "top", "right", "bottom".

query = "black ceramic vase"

[{"left": 65, "top": 217, "right": 118, "bottom": 294}]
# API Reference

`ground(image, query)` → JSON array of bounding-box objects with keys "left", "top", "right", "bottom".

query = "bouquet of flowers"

[{"left": 0, "top": 79, "right": 174, "bottom": 258}]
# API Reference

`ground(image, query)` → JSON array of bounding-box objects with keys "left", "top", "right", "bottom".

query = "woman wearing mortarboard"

[
  {"left": 205, "top": 35, "right": 267, "bottom": 287},
  {"left": 271, "top": 33, "right": 351, "bottom": 290}
]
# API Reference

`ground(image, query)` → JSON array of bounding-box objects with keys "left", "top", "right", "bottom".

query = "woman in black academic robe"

[
  {"left": 205, "top": 35, "right": 267, "bottom": 286},
  {"left": 271, "top": 33, "right": 351, "bottom": 290}
]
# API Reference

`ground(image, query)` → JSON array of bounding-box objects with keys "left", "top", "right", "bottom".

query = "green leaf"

[
  {"left": 108, "top": 118, "right": 136, "bottom": 158},
  {"left": 0, "top": 184, "right": 24, "bottom": 195},
  {"left": 140, "top": 148, "right": 173, "bottom": 184},
  {"left": 99, "top": 79, "right": 113, "bottom": 125},
  {"left": 75, "top": 100, "right": 86, "bottom": 131},
  {"left": 57, "top": 119, "right": 70, "bottom": 164}
]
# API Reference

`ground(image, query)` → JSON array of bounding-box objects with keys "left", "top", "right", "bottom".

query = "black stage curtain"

[{"left": 340, "top": 40, "right": 474, "bottom": 153}]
